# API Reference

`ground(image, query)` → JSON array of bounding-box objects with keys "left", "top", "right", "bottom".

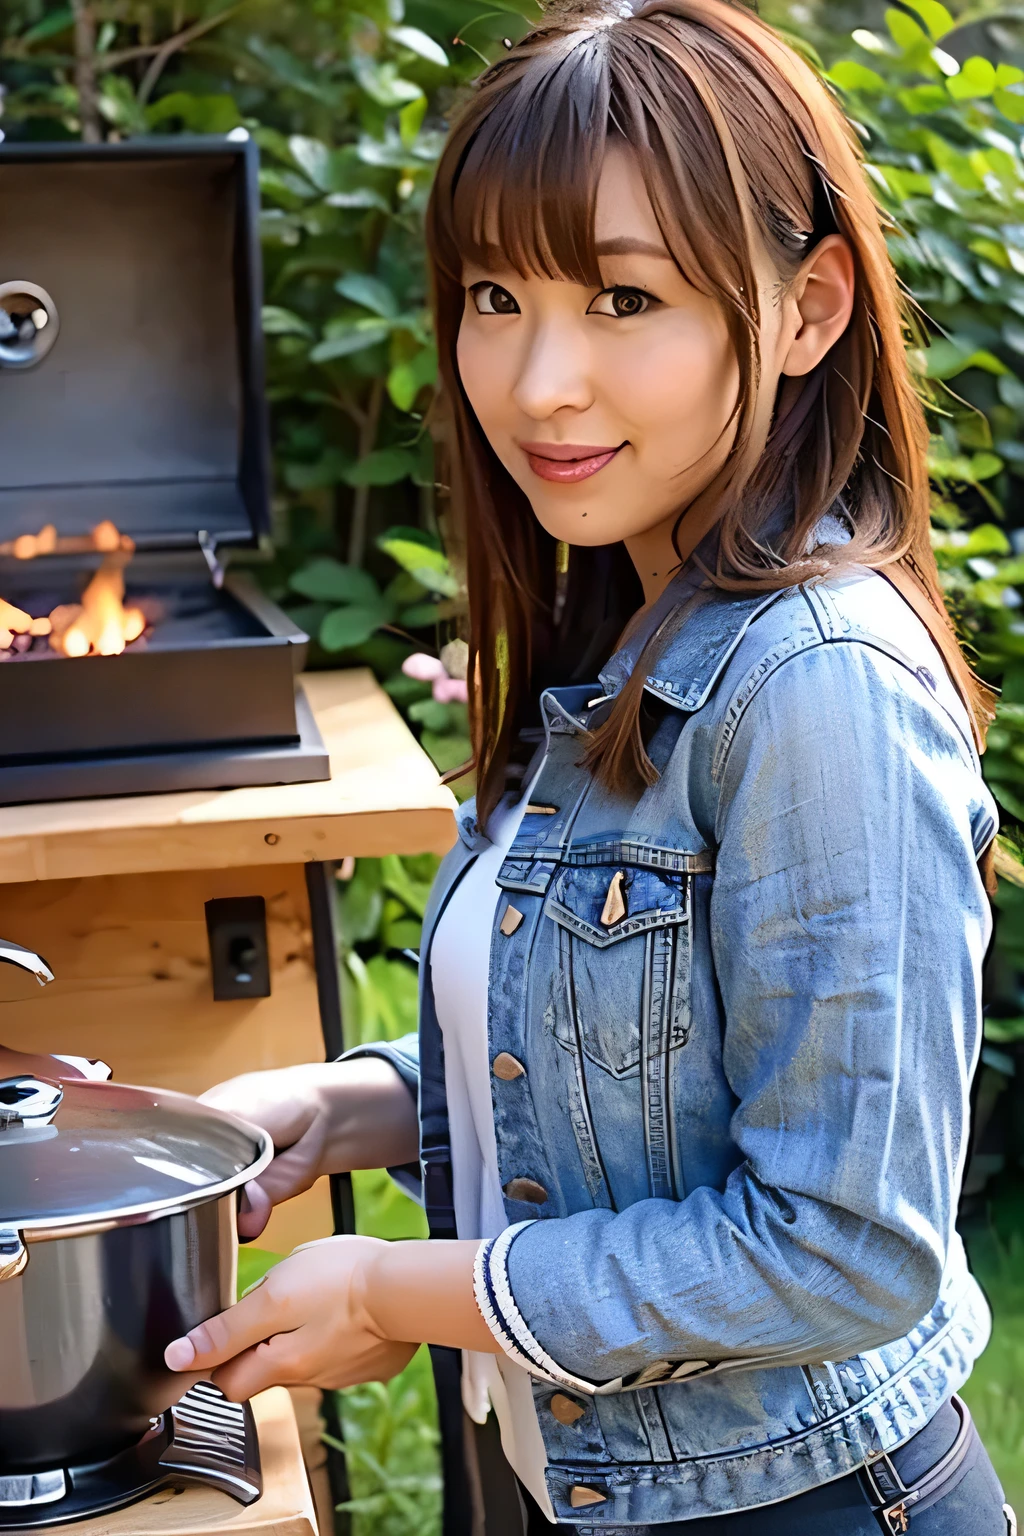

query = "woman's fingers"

[
  {"left": 210, "top": 1335, "right": 306, "bottom": 1402},
  {"left": 164, "top": 1280, "right": 293, "bottom": 1374},
  {"left": 237, "top": 1179, "right": 273, "bottom": 1240}
]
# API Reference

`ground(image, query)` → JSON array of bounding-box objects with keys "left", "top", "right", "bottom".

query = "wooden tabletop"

[
  {"left": 41, "top": 1388, "right": 318, "bottom": 1536},
  {"left": 0, "top": 670, "right": 458, "bottom": 885}
]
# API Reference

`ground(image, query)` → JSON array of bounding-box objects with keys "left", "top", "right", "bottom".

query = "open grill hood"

[{"left": 0, "top": 138, "right": 330, "bottom": 806}]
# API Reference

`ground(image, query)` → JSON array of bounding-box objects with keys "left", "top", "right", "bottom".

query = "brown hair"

[{"left": 425, "top": 0, "right": 995, "bottom": 827}]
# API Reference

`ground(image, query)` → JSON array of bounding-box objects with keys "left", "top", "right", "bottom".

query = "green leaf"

[
  {"left": 399, "top": 601, "right": 443, "bottom": 628},
  {"left": 932, "top": 523, "right": 1011, "bottom": 558},
  {"left": 380, "top": 853, "right": 434, "bottom": 918},
  {"left": 324, "top": 189, "right": 391, "bottom": 211},
  {"left": 350, "top": 55, "right": 423, "bottom": 108},
  {"left": 971, "top": 451, "right": 1004, "bottom": 481},
  {"left": 283, "top": 449, "right": 352, "bottom": 490},
  {"left": 898, "top": 84, "right": 949, "bottom": 113},
  {"left": 999, "top": 374, "right": 1024, "bottom": 412},
  {"left": 995, "top": 83, "right": 1024, "bottom": 124},
  {"left": 288, "top": 136, "right": 334, "bottom": 191},
  {"left": 310, "top": 321, "right": 392, "bottom": 362},
  {"left": 21, "top": 8, "right": 74, "bottom": 42},
  {"left": 399, "top": 95, "right": 428, "bottom": 149},
  {"left": 947, "top": 56, "right": 997, "bottom": 101},
  {"left": 345, "top": 448, "right": 419, "bottom": 485},
  {"left": 145, "top": 92, "right": 242, "bottom": 132},
  {"left": 262, "top": 305, "right": 313, "bottom": 338},
  {"left": 335, "top": 273, "right": 400, "bottom": 320},
  {"left": 379, "top": 532, "right": 448, "bottom": 575},
  {"left": 320, "top": 600, "right": 393, "bottom": 651},
  {"left": 387, "top": 347, "right": 438, "bottom": 410},
  {"left": 827, "top": 60, "right": 887, "bottom": 94},
  {"left": 900, "top": 0, "right": 954, "bottom": 39},
  {"left": 923, "top": 339, "right": 1008, "bottom": 379},
  {"left": 420, "top": 731, "right": 472, "bottom": 776},
  {"left": 885, "top": 7, "right": 929, "bottom": 56},
  {"left": 389, "top": 25, "right": 449, "bottom": 67},
  {"left": 290, "top": 559, "right": 382, "bottom": 605},
  {"left": 925, "top": 133, "right": 983, "bottom": 190},
  {"left": 408, "top": 697, "right": 459, "bottom": 732}
]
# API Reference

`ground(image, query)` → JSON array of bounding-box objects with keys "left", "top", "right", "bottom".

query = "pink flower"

[{"left": 402, "top": 650, "right": 469, "bottom": 704}]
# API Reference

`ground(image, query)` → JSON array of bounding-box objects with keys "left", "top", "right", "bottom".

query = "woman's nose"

[{"left": 511, "top": 318, "right": 594, "bottom": 420}]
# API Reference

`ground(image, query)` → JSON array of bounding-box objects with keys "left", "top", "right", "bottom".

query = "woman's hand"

[
  {"left": 164, "top": 1236, "right": 499, "bottom": 1399},
  {"left": 200, "top": 1060, "right": 419, "bottom": 1239}
]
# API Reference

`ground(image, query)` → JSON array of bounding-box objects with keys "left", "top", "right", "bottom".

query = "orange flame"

[
  {"left": 0, "top": 522, "right": 146, "bottom": 658},
  {"left": 56, "top": 557, "right": 146, "bottom": 658}
]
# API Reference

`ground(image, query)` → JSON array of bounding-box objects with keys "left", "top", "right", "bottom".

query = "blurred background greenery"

[{"left": 5, "top": 0, "right": 1024, "bottom": 1523}]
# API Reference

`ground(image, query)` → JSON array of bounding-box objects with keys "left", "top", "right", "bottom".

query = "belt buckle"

[{"left": 884, "top": 1505, "right": 909, "bottom": 1534}]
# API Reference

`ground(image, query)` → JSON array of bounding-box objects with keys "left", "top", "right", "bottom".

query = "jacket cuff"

[
  {"left": 339, "top": 1035, "right": 419, "bottom": 1095},
  {"left": 339, "top": 1038, "right": 421, "bottom": 1203},
  {"left": 473, "top": 1225, "right": 612, "bottom": 1396}
]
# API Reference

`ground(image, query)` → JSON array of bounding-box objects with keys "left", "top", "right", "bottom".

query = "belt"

[{"left": 859, "top": 1395, "right": 975, "bottom": 1533}]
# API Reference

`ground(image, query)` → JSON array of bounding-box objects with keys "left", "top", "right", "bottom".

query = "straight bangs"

[
  {"left": 425, "top": 0, "right": 996, "bottom": 827},
  {"left": 438, "top": 33, "right": 610, "bottom": 289}
]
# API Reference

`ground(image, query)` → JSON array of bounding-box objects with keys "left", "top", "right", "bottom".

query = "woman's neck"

[{"left": 624, "top": 519, "right": 686, "bottom": 606}]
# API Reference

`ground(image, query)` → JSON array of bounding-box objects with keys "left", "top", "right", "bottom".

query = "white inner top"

[{"left": 429, "top": 780, "right": 555, "bottom": 1520}]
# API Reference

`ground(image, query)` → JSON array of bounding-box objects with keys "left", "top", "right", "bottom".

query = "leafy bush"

[{"left": 7, "top": 0, "right": 1024, "bottom": 1523}]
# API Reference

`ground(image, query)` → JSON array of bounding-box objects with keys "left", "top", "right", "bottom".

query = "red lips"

[{"left": 518, "top": 441, "right": 625, "bottom": 483}]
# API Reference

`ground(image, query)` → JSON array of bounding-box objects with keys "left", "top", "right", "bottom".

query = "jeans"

[{"left": 521, "top": 1399, "right": 1013, "bottom": 1534}]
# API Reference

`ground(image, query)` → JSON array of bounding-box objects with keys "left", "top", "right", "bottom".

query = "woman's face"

[
  {"left": 456, "top": 145, "right": 853, "bottom": 600},
  {"left": 457, "top": 145, "right": 744, "bottom": 590}
]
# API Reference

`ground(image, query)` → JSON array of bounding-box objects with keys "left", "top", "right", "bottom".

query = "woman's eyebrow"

[{"left": 595, "top": 237, "right": 673, "bottom": 258}]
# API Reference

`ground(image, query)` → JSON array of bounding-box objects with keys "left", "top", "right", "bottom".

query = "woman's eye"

[
  {"left": 469, "top": 282, "right": 520, "bottom": 316},
  {"left": 587, "top": 286, "right": 656, "bottom": 318}
]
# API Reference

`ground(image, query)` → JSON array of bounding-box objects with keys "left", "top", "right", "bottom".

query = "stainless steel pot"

[{"left": 0, "top": 941, "right": 271, "bottom": 1475}]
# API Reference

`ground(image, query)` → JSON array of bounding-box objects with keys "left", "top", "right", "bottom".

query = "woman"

[{"left": 166, "top": 2, "right": 1014, "bottom": 1529}]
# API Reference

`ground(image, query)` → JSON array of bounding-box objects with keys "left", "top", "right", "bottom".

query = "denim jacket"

[{"left": 356, "top": 566, "right": 997, "bottom": 1527}]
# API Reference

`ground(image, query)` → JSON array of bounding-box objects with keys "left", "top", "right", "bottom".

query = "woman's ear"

[{"left": 780, "top": 234, "right": 856, "bottom": 378}]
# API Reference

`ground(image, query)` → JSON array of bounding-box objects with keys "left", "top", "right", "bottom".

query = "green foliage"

[
  {"left": 8, "top": 0, "right": 1024, "bottom": 1523},
  {"left": 329, "top": 1354, "right": 441, "bottom": 1536},
  {"left": 820, "top": 16, "right": 1024, "bottom": 531}
]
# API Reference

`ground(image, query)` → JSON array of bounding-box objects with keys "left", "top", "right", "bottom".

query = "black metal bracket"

[{"left": 304, "top": 860, "right": 353, "bottom": 1536}]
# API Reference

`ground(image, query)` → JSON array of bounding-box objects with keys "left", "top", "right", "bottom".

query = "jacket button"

[
  {"left": 493, "top": 1052, "right": 525, "bottom": 1081},
  {"left": 503, "top": 1177, "right": 548, "bottom": 1204},
  {"left": 569, "top": 1486, "right": 607, "bottom": 1508},
  {"left": 550, "top": 1393, "right": 586, "bottom": 1425},
  {"left": 499, "top": 904, "right": 524, "bottom": 936}
]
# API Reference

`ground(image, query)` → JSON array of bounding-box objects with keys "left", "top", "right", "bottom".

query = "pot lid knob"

[{"left": 0, "top": 1076, "right": 63, "bottom": 1129}]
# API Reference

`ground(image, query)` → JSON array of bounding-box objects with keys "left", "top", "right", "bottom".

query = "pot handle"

[{"left": 0, "top": 1228, "right": 27, "bottom": 1282}]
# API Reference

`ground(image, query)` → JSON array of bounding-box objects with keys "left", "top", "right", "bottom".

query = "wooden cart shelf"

[
  {"left": 0, "top": 670, "right": 457, "bottom": 886},
  {"left": 0, "top": 668, "right": 457, "bottom": 1258}
]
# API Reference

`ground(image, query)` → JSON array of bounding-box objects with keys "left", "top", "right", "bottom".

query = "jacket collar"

[{"left": 598, "top": 573, "right": 789, "bottom": 715}]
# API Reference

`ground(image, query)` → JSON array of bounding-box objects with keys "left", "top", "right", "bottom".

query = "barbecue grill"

[{"left": 0, "top": 136, "right": 329, "bottom": 806}]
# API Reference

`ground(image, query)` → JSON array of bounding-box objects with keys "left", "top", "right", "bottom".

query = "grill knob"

[{"left": 0, "top": 281, "right": 60, "bottom": 371}]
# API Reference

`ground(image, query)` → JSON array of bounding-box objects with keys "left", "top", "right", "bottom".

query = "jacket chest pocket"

[{"left": 544, "top": 865, "right": 692, "bottom": 1078}]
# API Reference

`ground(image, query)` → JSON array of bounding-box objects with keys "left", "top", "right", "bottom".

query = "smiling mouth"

[{"left": 519, "top": 442, "right": 626, "bottom": 484}]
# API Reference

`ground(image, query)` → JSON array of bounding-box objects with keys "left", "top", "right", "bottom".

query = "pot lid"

[{"left": 0, "top": 1075, "right": 270, "bottom": 1231}]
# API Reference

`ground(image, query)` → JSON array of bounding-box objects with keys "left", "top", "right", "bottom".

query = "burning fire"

[{"left": 0, "top": 521, "right": 148, "bottom": 658}]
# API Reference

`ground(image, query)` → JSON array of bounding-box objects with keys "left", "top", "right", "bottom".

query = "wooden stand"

[
  {"left": 0, "top": 670, "right": 457, "bottom": 1533},
  {"left": 0, "top": 668, "right": 455, "bottom": 1255},
  {"left": 39, "top": 1389, "right": 317, "bottom": 1536}
]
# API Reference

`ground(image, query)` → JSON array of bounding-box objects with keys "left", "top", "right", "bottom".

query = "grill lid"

[
  {"left": 0, "top": 1076, "right": 270, "bottom": 1230},
  {"left": 0, "top": 137, "right": 269, "bottom": 552}
]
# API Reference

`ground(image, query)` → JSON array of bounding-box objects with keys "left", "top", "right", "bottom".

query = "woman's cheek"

[{"left": 618, "top": 319, "right": 737, "bottom": 472}]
